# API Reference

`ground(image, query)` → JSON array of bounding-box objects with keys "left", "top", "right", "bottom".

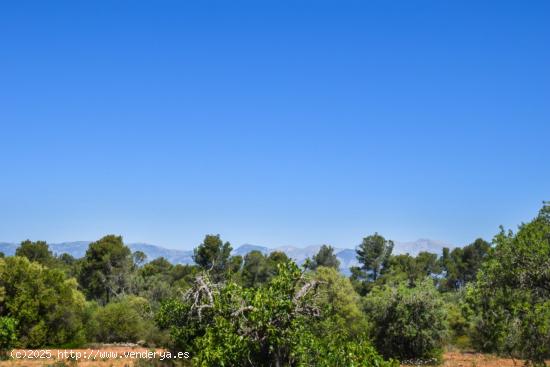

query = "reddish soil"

[
  {"left": 402, "top": 351, "right": 550, "bottom": 366},
  {"left": 1, "top": 348, "right": 548, "bottom": 366}
]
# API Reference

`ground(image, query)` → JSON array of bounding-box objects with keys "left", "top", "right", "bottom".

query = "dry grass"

[{"left": 401, "top": 351, "right": 550, "bottom": 367}]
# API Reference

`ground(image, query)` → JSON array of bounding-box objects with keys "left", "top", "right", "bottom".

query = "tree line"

[{"left": 0, "top": 202, "right": 548, "bottom": 366}]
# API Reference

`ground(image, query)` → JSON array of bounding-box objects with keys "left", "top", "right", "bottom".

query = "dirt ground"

[
  {"left": 1, "top": 348, "right": 549, "bottom": 366},
  {"left": 402, "top": 351, "right": 550, "bottom": 367}
]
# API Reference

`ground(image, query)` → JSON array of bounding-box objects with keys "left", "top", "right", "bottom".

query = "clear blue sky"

[{"left": 1, "top": 1, "right": 548, "bottom": 250}]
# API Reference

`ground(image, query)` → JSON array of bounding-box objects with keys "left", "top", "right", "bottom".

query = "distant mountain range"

[
  {"left": 0, "top": 238, "right": 455, "bottom": 275},
  {"left": 0, "top": 241, "right": 195, "bottom": 265}
]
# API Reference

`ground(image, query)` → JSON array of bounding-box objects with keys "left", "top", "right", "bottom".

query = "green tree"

[
  {"left": 468, "top": 204, "right": 550, "bottom": 365},
  {"left": 15, "top": 240, "right": 54, "bottom": 266},
  {"left": 266, "top": 251, "right": 289, "bottom": 266},
  {"left": 129, "top": 257, "right": 178, "bottom": 308},
  {"left": 356, "top": 233, "right": 393, "bottom": 282},
  {"left": 0, "top": 257, "right": 86, "bottom": 347},
  {"left": 440, "top": 238, "right": 490, "bottom": 291},
  {"left": 241, "top": 250, "right": 269, "bottom": 288},
  {"left": 193, "top": 234, "right": 232, "bottom": 281},
  {"left": 170, "top": 264, "right": 201, "bottom": 288},
  {"left": 78, "top": 235, "right": 133, "bottom": 305},
  {"left": 157, "top": 261, "right": 396, "bottom": 367},
  {"left": 380, "top": 253, "right": 420, "bottom": 285},
  {"left": 228, "top": 255, "right": 243, "bottom": 275},
  {"left": 133, "top": 251, "right": 147, "bottom": 267},
  {"left": 0, "top": 317, "right": 17, "bottom": 359},
  {"left": 378, "top": 251, "right": 441, "bottom": 287},
  {"left": 90, "top": 296, "right": 151, "bottom": 343},
  {"left": 58, "top": 253, "right": 77, "bottom": 266},
  {"left": 311, "top": 266, "right": 369, "bottom": 338},
  {"left": 364, "top": 278, "right": 448, "bottom": 361},
  {"left": 140, "top": 257, "right": 173, "bottom": 278},
  {"left": 241, "top": 251, "right": 289, "bottom": 288},
  {"left": 308, "top": 245, "right": 340, "bottom": 270}
]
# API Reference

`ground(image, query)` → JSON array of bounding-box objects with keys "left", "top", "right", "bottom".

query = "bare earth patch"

[
  {"left": 1, "top": 349, "right": 549, "bottom": 366},
  {"left": 402, "top": 352, "right": 550, "bottom": 367}
]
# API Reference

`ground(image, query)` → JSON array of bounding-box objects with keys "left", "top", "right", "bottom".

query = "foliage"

[
  {"left": 295, "top": 335, "right": 398, "bottom": 367},
  {"left": 364, "top": 278, "right": 448, "bottom": 361},
  {"left": 0, "top": 316, "right": 17, "bottom": 359},
  {"left": 227, "top": 254, "right": 243, "bottom": 276},
  {"left": 158, "top": 262, "right": 395, "bottom": 366},
  {"left": 468, "top": 204, "right": 550, "bottom": 365},
  {"left": 378, "top": 252, "right": 440, "bottom": 287},
  {"left": 192, "top": 234, "right": 232, "bottom": 281},
  {"left": 310, "top": 266, "right": 369, "bottom": 338},
  {"left": 89, "top": 296, "right": 150, "bottom": 343},
  {"left": 133, "top": 251, "right": 147, "bottom": 267},
  {"left": 241, "top": 250, "right": 270, "bottom": 287},
  {"left": 240, "top": 251, "right": 289, "bottom": 288},
  {"left": 352, "top": 233, "right": 394, "bottom": 294},
  {"left": 266, "top": 251, "right": 290, "bottom": 267},
  {"left": 1, "top": 215, "right": 547, "bottom": 366},
  {"left": 440, "top": 238, "right": 490, "bottom": 291},
  {"left": 307, "top": 245, "right": 340, "bottom": 270},
  {"left": 442, "top": 290, "right": 474, "bottom": 349},
  {"left": 15, "top": 240, "right": 55, "bottom": 266},
  {"left": 0, "top": 256, "right": 86, "bottom": 347},
  {"left": 78, "top": 235, "right": 133, "bottom": 305},
  {"left": 170, "top": 264, "right": 201, "bottom": 289}
]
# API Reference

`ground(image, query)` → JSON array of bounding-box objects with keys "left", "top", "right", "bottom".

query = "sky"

[{"left": 0, "top": 1, "right": 549, "bottom": 250}]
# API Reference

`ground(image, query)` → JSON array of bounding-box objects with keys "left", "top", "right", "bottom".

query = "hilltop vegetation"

[{"left": 0, "top": 203, "right": 548, "bottom": 366}]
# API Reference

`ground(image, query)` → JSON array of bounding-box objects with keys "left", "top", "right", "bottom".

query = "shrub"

[
  {"left": 443, "top": 290, "right": 474, "bottom": 350},
  {"left": 0, "top": 316, "right": 17, "bottom": 359},
  {"left": 310, "top": 266, "right": 370, "bottom": 338},
  {"left": 90, "top": 296, "right": 154, "bottom": 343},
  {"left": 468, "top": 204, "right": 550, "bottom": 366},
  {"left": 364, "top": 278, "right": 448, "bottom": 361},
  {"left": 296, "top": 334, "right": 398, "bottom": 367},
  {"left": 157, "top": 262, "right": 396, "bottom": 366},
  {"left": 0, "top": 257, "right": 86, "bottom": 347}
]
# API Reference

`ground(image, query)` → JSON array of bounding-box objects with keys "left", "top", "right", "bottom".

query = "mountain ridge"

[{"left": 0, "top": 239, "right": 456, "bottom": 275}]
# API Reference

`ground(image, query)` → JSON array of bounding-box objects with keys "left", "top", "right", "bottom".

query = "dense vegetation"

[{"left": 0, "top": 203, "right": 548, "bottom": 366}]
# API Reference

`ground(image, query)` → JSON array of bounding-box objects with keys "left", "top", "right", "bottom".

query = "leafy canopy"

[
  {"left": 0, "top": 256, "right": 86, "bottom": 348},
  {"left": 158, "top": 261, "right": 396, "bottom": 367},
  {"left": 193, "top": 234, "right": 232, "bottom": 281},
  {"left": 468, "top": 203, "right": 550, "bottom": 366},
  {"left": 78, "top": 235, "right": 133, "bottom": 305}
]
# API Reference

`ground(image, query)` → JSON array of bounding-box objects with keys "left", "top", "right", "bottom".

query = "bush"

[
  {"left": 0, "top": 317, "right": 17, "bottom": 359},
  {"left": 364, "top": 278, "right": 448, "bottom": 361},
  {"left": 468, "top": 205, "right": 550, "bottom": 365},
  {"left": 90, "top": 296, "right": 158, "bottom": 344},
  {"left": 296, "top": 334, "right": 398, "bottom": 367},
  {"left": 443, "top": 291, "right": 474, "bottom": 350},
  {"left": 157, "top": 262, "right": 396, "bottom": 366},
  {"left": 0, "top": 257, "right": 86, "bottom": 347},
  {"left": 310, "top": 266, "right": 370, "bottom": 339}
]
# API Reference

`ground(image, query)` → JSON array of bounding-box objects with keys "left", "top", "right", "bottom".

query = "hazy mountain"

[
  {"left": 232, "top": 239, "right": 455, "bottom": 275},
  {"left": 50, "top": 241, "right": 92, "bottom": 258},
  {"left": 129, "top": 243, "right": 194, "bottom": 264},
  {"left": 0, "top": 241, "right": 194, "bottom": 265},
  {"left": 393, "top": 238, "right": 455, "bottom": 256},
  {"left": 334, "top": 249, "right": 358, "bottom": 275},
  {"left": 0, "top": 242, "right": 18, "bottom": 256},
  {"left": 232, "top": 244, "right": 270, "bottom": 257},
  {"left": 272, "top": 245, "right": 327, "bottom": 265},
  {"left": 0, "top": 238, "right": 455, "bottom": 275}
]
